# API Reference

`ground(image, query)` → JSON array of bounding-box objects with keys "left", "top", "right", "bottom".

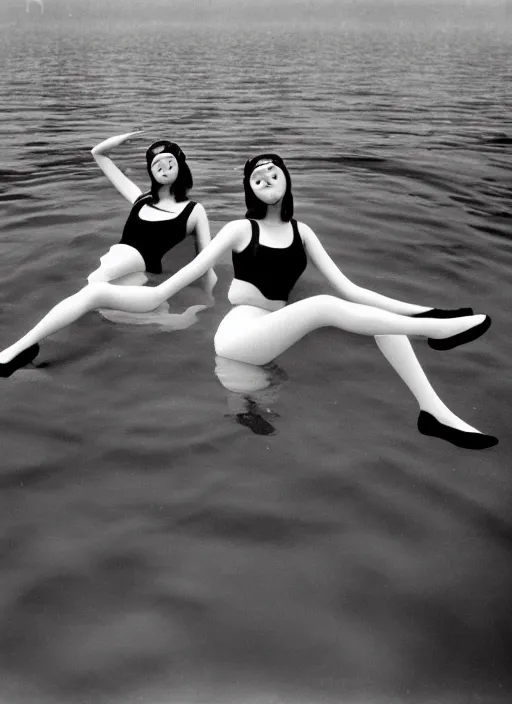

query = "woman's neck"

[
  {"left": 262, "top": 201, "right": 284, "bottom": 226},
  {"left": 155, "top": 187, "right": 177, "bottom": 205}
]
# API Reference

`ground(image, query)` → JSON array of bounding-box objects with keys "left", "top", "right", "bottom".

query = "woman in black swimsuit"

[
  {"left": 0, "top": 153, "right": 497, "bottom": 449},
  {"left": 88, "top": 131, "right": 215, "bottom": 283},
  {"left": 0, "top": 131, "right": 216, "bottom": 373}
]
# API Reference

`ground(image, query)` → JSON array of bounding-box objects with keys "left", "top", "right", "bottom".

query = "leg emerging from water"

[
  {"left": 87, "top": 244, "right": 147, "bottom": 286},
  {"left": 0, "top": 244, "right": 152, "bottom": 375},
  {"left": 213, "top": 298, "right": 496, "bottom": 449},
  {"left": 214, "top": 296, "right": 488, "bottom": 366},
  {"left": 89, "top": 244, "right": 209, "bottom": 330},
  {"left": 0, "top": 283, "right": 161, "bottom": 369}
]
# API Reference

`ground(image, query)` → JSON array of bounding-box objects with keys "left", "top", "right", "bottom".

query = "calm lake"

[{"left": 0, "top": 5, "right": 511, "bottom": 704}]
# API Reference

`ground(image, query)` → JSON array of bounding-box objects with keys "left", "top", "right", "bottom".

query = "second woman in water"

[{"left": 0, "top": 131, "right": 216, "bottom": 374}]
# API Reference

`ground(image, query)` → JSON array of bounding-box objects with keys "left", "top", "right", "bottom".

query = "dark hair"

[
  {"left": 243, "top": 153, "right": 294, "bottom": 221},
  {"left": 145, "top": 140, "right": 193, "bottom": 203}
]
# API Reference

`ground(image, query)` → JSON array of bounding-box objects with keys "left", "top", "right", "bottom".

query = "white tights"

[
  {"left": 0, "top": 290, "right": 486, "bottom": 434},
  {"left": 213, "top": 298, "right": 484, "bottom": 363},
  {"left": 213, "top": 298, "right": 486, "bottom": 434},
  {"left": 1, "top": 289, "right": 484, "bottom": 364}
]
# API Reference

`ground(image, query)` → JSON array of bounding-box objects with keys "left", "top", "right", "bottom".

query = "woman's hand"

[
  {"left": 202, "top": 268, "right": 218, "bottom": 298},
  {"left": 90, "top": 131, "right": 144, "bottom": 203},
  {"left": 91, "top": 130, "right": 145, "bottom": 156}
]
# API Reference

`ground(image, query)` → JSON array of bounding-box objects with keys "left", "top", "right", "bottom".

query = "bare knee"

[
  {"left": 301, "top": 294, "right": 349, "bottom": 319},
  {"left": 87, "top": 268, "right": 109, "bottom": 284},
  {"left": 80, "top": 282, "right": 110, "bottom": 309},
  {"left": 87, "top": 255, "right": 120, "bottom": 284},
  {"left": 309, "top": 294, "right": 341, "bottom": 308},
  {"left": 214, "top": 329, "right": 231, "bottom": 359}
]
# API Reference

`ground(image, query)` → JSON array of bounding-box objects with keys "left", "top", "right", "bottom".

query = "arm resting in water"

[
  {"left": 190, "top": 202, "right": 218, "bottom": 295},
  {"left": 90, "top": 219, "right": 243, "bottom": 312}
]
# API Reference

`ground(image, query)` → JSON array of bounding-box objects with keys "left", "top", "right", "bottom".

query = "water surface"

[{"left": 0, "top": 11, "right": 511, "bottom": 704}]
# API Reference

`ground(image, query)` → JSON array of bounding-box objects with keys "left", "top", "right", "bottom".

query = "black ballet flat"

[
  {"left": 0, "top": 344, "right": 40, "bottom": 378},
  {"left": 428, "top": 315, "right": 491, "bottom": 351},
  {"left": 417, "top": 411, "right": 498, "bottom": 450},
  {"left": 412, "top": 307, "right": 474, "bottom": 319}
]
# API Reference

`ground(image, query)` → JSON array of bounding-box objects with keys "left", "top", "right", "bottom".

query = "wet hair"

[
  {"left": 243, "top": 153, "right": 294, "bottom": 222},
  {"left": 145, "top": 140, "right": 193, "bottom": 203}
]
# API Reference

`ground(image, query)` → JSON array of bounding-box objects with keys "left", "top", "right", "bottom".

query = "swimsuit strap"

[
  {"left": 249, "top": 219, "right": 259, "bottom": 248},
  {"left": 133, "top": 192, "right": 152, "bottom": 209},
  {"left": 179, "top": 201, "right": 196, "bottom": 219}
]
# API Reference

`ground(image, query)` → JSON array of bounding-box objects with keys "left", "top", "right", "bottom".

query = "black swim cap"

[
  {"left": 243, "top": 153, "right": 294, "bottom": 222},
  {"left": 146, "top": 140, "right": 186, "bottom": 171},
  {"left": 243, "top": 153, "right": 286, "bottom": 182}
]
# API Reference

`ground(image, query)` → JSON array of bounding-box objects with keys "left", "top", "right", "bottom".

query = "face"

[
  {"left": 150, "top": 153, "right": 179, "bottom": 185},
  {"left": 249, "top": 160, "right": 287, "bottom": 204}
]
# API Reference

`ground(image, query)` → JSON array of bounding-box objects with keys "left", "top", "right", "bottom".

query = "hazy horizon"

[{"left": 3, "top": 0, "right": 511, "bottom": 24}]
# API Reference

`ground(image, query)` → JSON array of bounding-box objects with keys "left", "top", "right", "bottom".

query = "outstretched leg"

[
  {"left": 0, "top": 289, "right": 489, "bottom": 377},
  {"left": 0, "top": 244, "right": 152, "bottom": 376},
  {"left": 374, "top": 335, "right": 498, "bottom": 448},
  {"left": 214, "top": 296, "right": 489, "bottom": 366},
  {"left": 0, "top": 283, "right": 161, "bottom": 374}
]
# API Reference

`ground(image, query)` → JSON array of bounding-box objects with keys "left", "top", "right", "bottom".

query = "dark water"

[{"left": 1, "top": 10, "right": 511, "bottom": 704}]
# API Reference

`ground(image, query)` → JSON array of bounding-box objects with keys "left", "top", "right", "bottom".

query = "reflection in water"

[
  {"left": 215, "top": 356, "right": 288, "bottom": 436},
  {"left": 98, "top": 272, "right": 210, "bottom": 330},
  {"left": 99, "top": 302, "right": 208, "bottom": 330}
]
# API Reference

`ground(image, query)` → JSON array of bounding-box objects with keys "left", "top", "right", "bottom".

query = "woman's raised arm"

[
  {"left": 300, "top": 222, "right": 430, "bottom": 316},
  {"left": 91, "top": 131, "right": 144, "bottom": 204}
]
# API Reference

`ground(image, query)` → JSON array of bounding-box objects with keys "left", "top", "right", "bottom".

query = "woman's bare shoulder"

[
  {"left": 295, "top": 220, "right": 317, "bottom": 245},
  {"left": 221, "top": 218, "right": 252, "bottom": 251}
]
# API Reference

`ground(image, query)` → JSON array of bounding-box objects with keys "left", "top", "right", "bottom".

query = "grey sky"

[
  {"left": 4, "top": 0, "right": 510, "bottom": 22},
  {"left": 10, "top": 0, "right": 512, "bottom": 9}
]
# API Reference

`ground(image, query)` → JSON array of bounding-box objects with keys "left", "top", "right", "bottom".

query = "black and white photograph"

[{"left": 0, "top": 1, "right": 511, "bottom": 703}]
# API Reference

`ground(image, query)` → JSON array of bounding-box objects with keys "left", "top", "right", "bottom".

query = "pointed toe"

[
  {"left": 428, "top": 315, "right": 491, "bottom": 351},
  {"left": 413, "top": 307, "right": 474, "bottom": 319},
  {"left": 417, "top": 411, "right": 498, "bottom": 450},
  {"left": 0, "top": 344, "right": 40, "bottom": 378}
]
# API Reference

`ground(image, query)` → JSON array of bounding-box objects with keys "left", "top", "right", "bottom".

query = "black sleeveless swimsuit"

[
  {"left": 120, "top": 194, "right": 196, "bottom": 274},
  {"left": 232, "top": 219, "right": 308, "bottom": 302}
]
